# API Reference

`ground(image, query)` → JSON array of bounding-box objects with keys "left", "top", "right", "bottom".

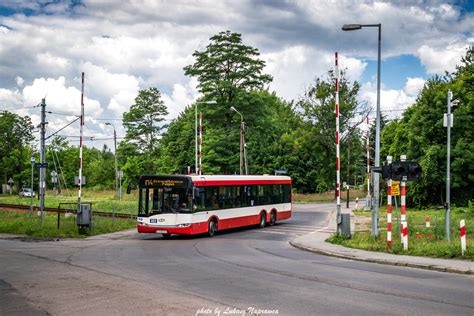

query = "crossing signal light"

[
  {"left": 391, "top": 162, "right": 408, "bottom": 181},
  {"left": 408, "top": 162, "right": 422, "bottom": 181},
  {"left": 381, "top": 164, "right": 391, "bottom": 180},
  {"left": 372, "top": 161, "right": 422, "bottom": 181}
]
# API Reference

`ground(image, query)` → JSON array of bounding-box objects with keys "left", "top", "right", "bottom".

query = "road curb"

[{"left": 289, "top": 240, "right": 473, "bottom": 275}]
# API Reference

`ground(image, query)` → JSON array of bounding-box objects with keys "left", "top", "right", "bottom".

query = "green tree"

[
  {"left": 380, "top": 47, "right": 473, "bottom": 206},
  {"left": 122, "top": 87, "right": 168, "bottom": 153},
  {"left": 184, "top": 30, "right": 272, "bottom": 111},
  {"left": 120, "top": 88, "right": 169, "bottom": 184},
  {"left": 0, "top": 111, "right": 34, "bottom": 190},
  {"left": 179, "top": 30, "right": 275, "bottom": 174},
  {"left": 292, "top": 70, "right": 367, "bottom": 192}
]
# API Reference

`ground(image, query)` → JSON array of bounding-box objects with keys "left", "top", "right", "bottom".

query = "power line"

[{"left": 47, "top": 111, "right": 80, "bottom": 117}]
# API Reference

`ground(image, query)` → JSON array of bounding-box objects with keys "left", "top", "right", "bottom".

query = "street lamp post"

[
  {"left": 105, "top": 123, "right": 119, "bottom": 200},
  {"left": 342, "top": 23, "right": 382, "bottom": 236},
  {"left": 195, "top": 101, "right": 217, "bottom": 175},
  {"left": 230, "top": 106, "right": 248, "bottom": 175}
]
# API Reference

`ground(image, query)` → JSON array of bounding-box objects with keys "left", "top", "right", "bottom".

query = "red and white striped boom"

[
  {"left": 335, "top": 52, "right": 341, "bottom": 232},
  {"left": 78, "top": 72, "right": 85, "bottom": 205}
]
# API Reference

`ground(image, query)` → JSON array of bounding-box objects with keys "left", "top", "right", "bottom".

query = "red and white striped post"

[
  {"left": 400, "top": 155, "right": 407, "bottom": 248},
  {"left": 425, "top": 216, "right": 430, "bottom": 228},
  {"left": 78, "top": 72, "right": 85, "bottom": 207},
  {"left": 387, "top": 179, "right": 392, "bottom": 250},
  {"left": 386, "top": 156, "right": 393, "bottom": 251},
  {"left": 460, "top": 219, "right": 466, "bottom": 256},
  {"left": 198, "top": 111, "right": 203, "bottom": 175},
  {"left": 355, "top": 197, "right": 359, "bottom": 209},
  {"left": 402, "top": 221, "right": 408, "bottom": 250},
  {"left": 335, "top": 52, "right": 341, "bottom": 234}
]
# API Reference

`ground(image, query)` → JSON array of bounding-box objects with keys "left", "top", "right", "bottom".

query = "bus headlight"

[{"left": 177, "top": 223, "right": 191, "bottom": 227}]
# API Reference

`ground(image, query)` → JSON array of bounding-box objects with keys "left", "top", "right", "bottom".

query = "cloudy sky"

[{"left": 0, "top": 0, "right": 472, "bottom": 150}]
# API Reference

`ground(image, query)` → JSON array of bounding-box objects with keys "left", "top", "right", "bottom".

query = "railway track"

[{"left": 0, "top": 203, "right": 136, "bottom": 219}]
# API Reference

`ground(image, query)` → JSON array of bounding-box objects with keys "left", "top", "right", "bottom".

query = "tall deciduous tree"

[
  {"left": 179, "top": 30, "right": 275, "bottom": 174},
  {"left": 122, "top": 87, "right": 168, "bottom": 153},
  {"left": 381, "top": 47, "right": 473, "bottom": 206},
  {"left": 120, "top": 87, "right": 168, "bottom": 184},
  {"left": 184, "top": 30, "right": 273, "bottom": 128},
  {"left": 0, "top": 111, "right": 34, "bottom": 189},
  {"left": 293, "top": 70, "right": 368, "bottom": 192}
]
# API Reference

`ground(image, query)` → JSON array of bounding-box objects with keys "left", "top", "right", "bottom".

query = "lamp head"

[
  {"left": 342, "top": 24, "right": 362, "bottom": 31},
  {"left": 230, "top": 106, "right": 237, "bottom": 111}
]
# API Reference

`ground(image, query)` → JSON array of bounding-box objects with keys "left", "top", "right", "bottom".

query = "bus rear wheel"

[
  {"left": 269, "top": 211, "right": 276, "bottom": 226},
  {"left": 208, "top": 219, "right": 217, "bottom": 237},
  {"left": 259, "top": 212, "right": 266, "bottom": 228}
]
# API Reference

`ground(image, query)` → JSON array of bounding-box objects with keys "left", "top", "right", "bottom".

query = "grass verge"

[
  {"left": 294, "top": 189, "right": 365, "bottom": 203},
  {"left": 0, "top": 190, "right": 137, "bottom": 215},
  {"left": 0, "top": 209, "right": 136, "bottom": 238},
  {"left": 328, "top": 206, "right": 473, "bottom": 260}
]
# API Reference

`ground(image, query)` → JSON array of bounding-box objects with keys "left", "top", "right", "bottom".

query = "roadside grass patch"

[
  {"left": 294, "top": 189, "right": 364, "bottom": 203},
  {"left": 0, "top": 189, "right": 137, "bottom": 215},
  {"left": 328, "top": 206, "right": 474, "bottom": 260},
  {"left": 0, "top": 209, "right": 136, "bottom": 238}
]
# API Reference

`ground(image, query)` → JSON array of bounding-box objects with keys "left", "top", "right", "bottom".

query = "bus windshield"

[{"left": 139, "top": 187, "right": 192, "bottom": 216}]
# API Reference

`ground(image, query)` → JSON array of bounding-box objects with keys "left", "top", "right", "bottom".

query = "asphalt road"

[{"left": 1, "top": 203, "right": 473, "bottom": 315}]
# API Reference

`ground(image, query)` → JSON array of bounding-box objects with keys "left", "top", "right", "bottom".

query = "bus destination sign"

[{"left": 140, "top": 175, "right": 190, "bottom": 188}]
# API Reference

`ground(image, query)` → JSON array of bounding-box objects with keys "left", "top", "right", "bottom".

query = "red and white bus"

[{"left": 137, "top": 174, "right": 292, "bottom": 237}]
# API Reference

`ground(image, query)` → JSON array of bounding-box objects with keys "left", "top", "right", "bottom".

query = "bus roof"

[
  {"left": 190, "top": 175, "right": 291, "bottom": 186},
  {"left": 139, "top": 174, "right": 291, "bottom": 188}
]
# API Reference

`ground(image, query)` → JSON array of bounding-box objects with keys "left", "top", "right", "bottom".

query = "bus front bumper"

[{"left": 137, "top": 222, "right": 208, "bottom": 235}]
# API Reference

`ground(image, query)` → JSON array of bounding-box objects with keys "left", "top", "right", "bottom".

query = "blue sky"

[{"left": 0, "top": 0, "right": 472, "bottom": 148}]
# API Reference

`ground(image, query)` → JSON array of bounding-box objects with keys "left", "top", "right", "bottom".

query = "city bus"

[{"left": 137, "top": 174, "right": 292, "bottom": 237}]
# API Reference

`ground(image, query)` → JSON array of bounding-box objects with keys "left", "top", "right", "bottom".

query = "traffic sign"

[
  {"left": 75, "top": 176, "right": 86, "bottom": 185},
  {"left": 391, "top": 181, "right": 400, "bottom": 196},
  {"left": 7, "top": 177, "right": 14, "bottom": 185},
  {"left": 35, "top": 162, "right": 48, "bottom": 169}
]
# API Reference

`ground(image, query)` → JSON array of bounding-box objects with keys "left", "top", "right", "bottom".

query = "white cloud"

[
  {"left": 22, "top": 77, "right": 102, "bottom": 117},
  {"left": 359, "top": 79, "right": 419, "bottom": 120},
  {"left": 404, "top": 77, "right": 425, "bottom": 97},
  {"left": 162, "top": 78, "right": 200, "bottom": 119},
  {"left": 0, "top": 0, "right": 471, "bottom": 149},
  {"left": 417, "top": 44, "right": 470, "bottom": 74},
  {"left": 0, "top": 88, "right": 22, "bottom": 109},
  {"left": 15, "top": 76, "right": 25, "bottom": 87}
]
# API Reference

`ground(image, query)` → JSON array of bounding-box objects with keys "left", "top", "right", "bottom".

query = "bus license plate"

[
  {"left": 150, "top": 219, "right": 157, "bottom": 223},
  {"left": 155, "top": 230, "right": 167, "bottom": 234}
]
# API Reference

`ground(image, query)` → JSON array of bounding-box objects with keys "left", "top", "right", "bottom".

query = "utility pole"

[
  {"left": 230, "top": 106, "right": 248, "bottom": 175},
  {"left": 243, "top": 122, "right": 248, "bottom": 175},
  {"left": 113, "top": 127, "right": 118, "bottom": 197},
  {"left": 39, "top": 98, "right": 46, "bottom": 226},
  {"left": 445, "top": 89, "right": 456, "bottom": 241},
  {"left": 105, "top": 123, "right": 118, "bottom": 198}
]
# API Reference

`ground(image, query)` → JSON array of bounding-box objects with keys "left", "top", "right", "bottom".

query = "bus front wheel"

[{"left": 208, "top": 219, "right": 217, "bottom": 237}]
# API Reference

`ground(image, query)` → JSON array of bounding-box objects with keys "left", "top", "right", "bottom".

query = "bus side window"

[
  {"left": 152, "top": 188, "right": 160, "bottom": 212},
  {"left": 283, "top": 184, "right": 291, "bottom": 203}
]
